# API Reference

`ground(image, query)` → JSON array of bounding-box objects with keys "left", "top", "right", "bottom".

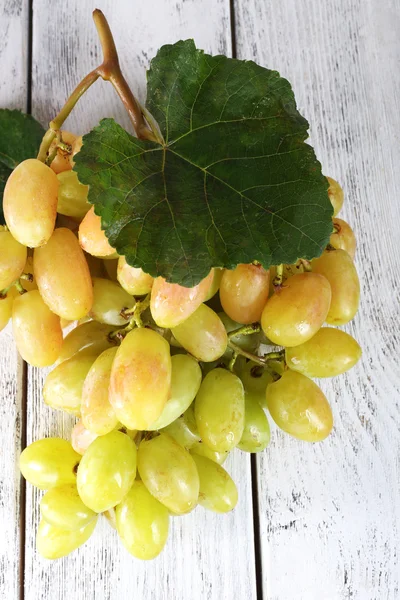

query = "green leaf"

[
  {"left": 75, "top": 40, "right": 333, "bottom": 287},
  {"left": 0, "top": 109, "right": 46, "bottom": 224}
]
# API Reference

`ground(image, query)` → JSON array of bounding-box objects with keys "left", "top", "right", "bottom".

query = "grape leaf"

[
  {"left": 0, "top": 109, "right": 45, "bottom": 224},
  {"left": 75, "top": 40, "right": 333, "bottom": 286}
]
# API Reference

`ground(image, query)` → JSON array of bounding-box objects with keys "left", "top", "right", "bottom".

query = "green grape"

[
  {"left": 116, "top": 480, "right": 169, "bottom": 560},
  {"left": 266, "top": 371, "right": 333, "bottom": 442},
  {"left": 36, "top": 518, "right": 97, "bottom": 560},
  {"left": 191, "top": 454, "right": 238, "bottom": 513},
  {"left": 81, "top": 347, "right": 119, "bottom": 435},
  {"left": 12, "top": 290, "right": 63, "bottom": 367},
  {"left": 171, "top": 304, "right": 227, "bottom": 362},
  {"left": 90, "top": 277, "right": 135, "bottom": 325},
  {"left": 311, "top": 249, "right": 360, "bottom": 325},
  {"left": 79, "top": 207, "right": 117, "bottom": 258},
  {"left": 109, "top": 328, "right": 172, "bottom": 430},
  {"left": 77, "top": 431, "right": 137, "bottom": 513},
  {"left": 3, "top": 158, "right": 58, "bottom": 247},
  {"left": 327, "top": 176, "right": 344, "bottom": 216},
  {"left": 204, "top": 268, "right": 224, "bottom": 301},
  {"left": 71, "top": 420, "right": 98, "bottom": 455},
  {"left": 150, "top": 271, "right": 214, "bottom": 328},
  {"left": 0, "top": 229, "right": 27, "bottom": 290},
  {"left": 57, "top": 320, "right": 118, "bottom": 364},
  {"left": 238, "top": 391, "right": 271, "bottom": 452},
  {"left": 137, "top": 433, "right": 199, "bottom": 514},
  {"left": 20, "top": 438, "right": 81, "bottom": 489},
  {"left": 103, "top": 258, "right": 118, "bottom": 281},
  {"left": 330, "top": 218, "right": 356, "bottom": 259},
  {"left": 40, "top": 484, "right": 97, "bottom": 530},
  {"left": 261, "top": 273, "right": 331, "bottom": 347},
  {"left": 218, "top": 312, "right": 260, "bottom": 354},
  {"left": 0, "top": 294, "right": 13, "bottom": 332},
  {"left": 43, "top": 350, "right": 98, "bottom": 415},
  {"left": 285, "top": 327, "right": 362, "bottom": 378},
  {"left": 236, "top": 360, "right": 274, "bottom": 408},
  {"left": 161, "top": 405, "right": 201, "bottom": 448},
  {"left": 148, "top": 355, "right": 202, "bottom": 430},
  {"left": 117, "top": 257, "right": 154, "bottom": 295},
  {"left": 220, "top": 263, "right": 270, "bottom": 324},
  {"left": 190, "top": 442, "right": 228, "bottom": 465},
  {"left": 56, "top": 171, "right": 90, "bottom": 220},
  {"left": 195, "top": 368, "right": 245, "bottom": 452}
]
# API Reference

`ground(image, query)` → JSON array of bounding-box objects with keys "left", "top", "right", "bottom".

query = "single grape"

[
  {"left": 195, "top": 368, "right": 245, "bottom": 452},
  {"left": 116, "top": 480, "right": 169, "bottom": 560},
  {"left": 150, "top": 271, "right": 214, "bottom": 328},
  {"left": 0, "top": 229, "right": 27, "bottom": 290},
  {"left": 57, "top": 320, "right": 117, "bottom": 364},
  {"left": 0, "top": 294, "right": 14, "bottom": 332},
  {"left": 103, "top": 258, "right": 118, "bottom": 281},
  {"left": 3, "top": 158, "right": 58, "bottom": 247},
  {"left": 330, "top": 218, "right": 356, "bottom": 259},
  {"left": 12, "top": 290, "right": 63, "bottom": 367},
  {"left": 160, "top": 405, "right": 201, "bottom": 448},
  {"left": 311, "top": 249, "right": 360, "bottom": 325},
  {"left": 238, "top": 391, "right": 271, "bottom": 452},
  {"left": 56, "top": 171, "right": 90, "bottom": 220},
  {"left": 79, "top": 207, "right": 117, "bottom": 258},
  {"left": 71, "top": 420, "right": 98, "bottom": 455},
  {"left": 40, "top": 483, "right": 97, "bottom": 530},
  {"left": 220, "top": 263, "right": 270, "bottom": 324},
  {"left": 327, "top": 176, "right": 344, "bottom": 216},
  {"left": 20, "top": 438, "right": 81, "bottom": 489},
  {"left": 191, "top": 454, "right": 238, "bottom": 513},
  {"left": 285, "top": 327, "right": 362, "bottom": 378},
  {"left": 171, "top": 304, "right": 228, "bottom": 362},
  {"left": 117, "top": 257, "right": 154, "bottom": 295},
  {"left": 77, "top": 430, "right": 137, "bottom": 513},
  {"left": 43, "top": 350, "right": 98, "bottom": 415},
  {"left": 147, "top": 355, "right": 202, "bottom": 430},
  {"left": 137, "top": 433, "right": 200, "bottom": 515},
  {"left": 34, "top": 228, "right": 93, "bottom": 320},
  {"left": 81, "top": 347, "right": 119, "bottom": 435},
  {"left": 90, "top": 277, "right": 135, "bottom": 326},
  {"left": 49, "top": 130, "right": 76, "bottom": 174},
  {"left": 109, "top": 328, "right": 172, "bottom": 430},
  {"left": 204, "top": 268, "right": 224, "bottom": 301},
  {"left": 261, "top": 272, "right": 331, "bottom": 347},
  {"left": 266, "top": 370, "right": 333, "bottom": 442},
  {"left": 36, "top": 518, "right": 97, "bottom": 560},
  {"left": 236, "top": 360, "right": 274, "bottom": 408},
  {"left": 190, "top": 442, "right": 228, "bottom": 465},
  {"left": 218, "top": 312, "right": 260, "bottom": 354}
]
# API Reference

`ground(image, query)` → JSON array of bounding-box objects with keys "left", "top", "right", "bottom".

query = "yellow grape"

[
  {"left": 238, "top": 391, "right": 271, "bottom": 452},
  {"left": 204, "top": 268, "right": 224, "bottom": 301},
  {"left": 12, "top": 290, "right": 63, "bottom": 366},
  {"left": 327, "top": 176, "right": 344, "bottom": 216},
  {"left": 77, "top": 430, "right": 137, "bottom": 513},
  {"left": 190, "top": 442, "right": 228, "bottom": 465},
  {"left": 148, "top": 354, "right": 202, "bottom": 430},
  {"left": 220, "top": 263, "right": 270, "bottom": 324},
  {"left": 266, "top": 370, "right": 333, "bottom": 442},
  {"left": 191, "top": 454, "right": 238, "bottom": 513},
  {"left": 236, "top": 360, "right": 275, "bottom": 408},
  {"left": 150, "top": 271, "right": 214, "bottom": 328},
  {"left": 137, "top": 433, "right": 199, "bottom": 514},
  {"left": 36, "top": 518, "right": 97, "bottom": 560},
  {"left": 34, "top": 228, "right": 93, "bottom": 320},
  {"left": 311, "top": 249, "right": 360, "bottom": 325},
  {"left": 71, "top": 420, "right": 98, "bottom": 455},
  {"left": 0, "top": 294, "right": 13, "bottom": 332},
  {"left": 285, "top": 327, "right": 362, "bottom": 378},
  {"left": 43, "top": 350, "right": 98, "bottom": 415},
  {"left": 171, "top": 304, "right": 228, "bottom": 362},
  {"left": 117, "top": 257, "right": 154, "bottom": 295},
  {"left": 57, "top": 320, "right": 117, "bottom": 364},
  {"left": 3, "top": 159, "right": 58, "bottom": 247},
  {"left": 79, "top": 207, "right": 117, "bottom": 258},
  {"left": 161, "top": 405, "right": 201, "bottom": 448},
  {"left": 49, "top": 130, "right": 76, "bottom": 174},
  {"left": 261, "top": 272, "right": 331, "bottom": 347},
  {"left": 116, "top": 480, "right": 169, "bottom": 560},
  {"left": 81, "top": 347, "right": 119, "bottom": 435},
  {"left": 330, "top": 218, "right": 356, "bottom": 259},
  {"left": 20, "top": 438, "right": 81, "bottom": 489},
  {"left": 103, "top": 258, "right": 118, "bottom": 281},
  {"left": 57, "top": 171, "right": 90, "bottom": 220},
  {"left": 109, "top": 328, "right": 172, "bottom": 430},
  {"left": 195, "top": 369, "right": 245, "bottom": 452},
  {"left": 90, "top": 277, "right": 135, "bottom": 326},
  {"left": 0, "top": 229, "right": 27, "bottom": 289},
  {"left": 40, "top": 483, "right": 97, "bottom": 530}
]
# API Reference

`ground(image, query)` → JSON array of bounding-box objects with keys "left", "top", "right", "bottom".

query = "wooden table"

[{"left": 1, "top": 1, "right": 399, "bottom": 598}]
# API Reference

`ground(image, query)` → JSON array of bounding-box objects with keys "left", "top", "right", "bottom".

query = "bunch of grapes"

[{"left": 0, "top": 132, "right": 361, "bottom": 560}]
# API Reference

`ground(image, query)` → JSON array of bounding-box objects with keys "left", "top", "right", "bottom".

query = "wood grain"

[
  {"left": 234, "top": 0, "right": 400, "bottom": 598},
  {"left": 0, "top": 1, "right": 28, "bottom": 598}
]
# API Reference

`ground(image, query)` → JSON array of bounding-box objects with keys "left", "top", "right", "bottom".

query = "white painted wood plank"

[
  {"left": 24, "top": 2, "right": 257, "bottom": 599},
  {"left": 234, "top": 0, "right": 400, "bottom": 598},
  {"left": 0, "top": 2, "right": 29, "bottom": 599}
]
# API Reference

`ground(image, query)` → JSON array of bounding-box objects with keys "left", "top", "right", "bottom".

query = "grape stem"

[
  {"left": 228, "top": 323, "right": 261, "bottom": 338},
  {"left": 37, "top": 9, "right": 159, "bottom": 162},
  {"left": 227, "top": 339, "right": 284, "bottom": 370},
  {"left": 0, "top": 273, "right": 32, "bottom": 298},
  {"left": 273, "top": 264, "right": 284, "bottom": 287}
]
